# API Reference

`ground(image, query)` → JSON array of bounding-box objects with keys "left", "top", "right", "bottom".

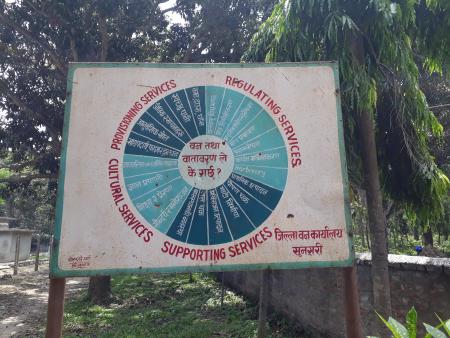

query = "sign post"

[
  {"left": 343, "top": 266, "right": 363, "bottom": 338},
  {"left": 49, "top": 63, "right": 361, "bottom": 336},
  {"left": 257, "top": 269, "right": 270, "bottom": 338},
  {"left": 45, "top": 278, "right": 66, "bottom": 338}
]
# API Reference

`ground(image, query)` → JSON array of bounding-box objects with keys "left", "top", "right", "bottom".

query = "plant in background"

[
  {"left": 370, "top": 307, "right": 450, "bottom": 338},
  {"left": 0, "top": 168, "right": 11, "bottom": 210}
]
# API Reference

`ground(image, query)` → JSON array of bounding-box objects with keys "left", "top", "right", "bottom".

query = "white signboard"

[{"left": 51, "top": 63, "right": 354, "bottom": 277}]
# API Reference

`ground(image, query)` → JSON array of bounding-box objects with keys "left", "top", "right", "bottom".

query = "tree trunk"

[
  {"left": 358, "top": 108, "right": 392, "bottom": 317},
  {"left": 5, "top": 196, "right": 14, "bottom": 219},
  {"left": 413, "top": 224, "right": 420, "bottom": 240},
  {"left": 351, "top": 33, "right": 391, "bottom": 316},
  {"left": 88, "top": 276, "right": 111, "bottom": 305},
  {"left": 422, "top": 228, "right": 433, "bottom": 247},
  {"left": 444, "top": 227, "right": 449, "bottom": 241}
]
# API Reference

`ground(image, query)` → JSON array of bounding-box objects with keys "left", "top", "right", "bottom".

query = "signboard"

[{"left": 51, "top": 63, "right": 354, "bottom": 277}]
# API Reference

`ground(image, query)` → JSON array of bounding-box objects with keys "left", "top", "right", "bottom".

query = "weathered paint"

[{"left": 51, "top": 63, "right": 354, "bottom": 278}]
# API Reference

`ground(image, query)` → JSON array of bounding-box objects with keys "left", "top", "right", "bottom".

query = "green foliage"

[
  {"left": 374, "top": 307, "right": 415, "bottom": 338},
  {"left": 0, "top": 0, "right": 275, "bottom": 228},
  {"left": 0, "top": 168, "right": 10, "bottom": 205},
  {"left": 424, "top": 323, "right": 446, "bottom": 338},
  {"left": 0, "top": 0, "right": 171, "bottom": 179},
  {"left": 8, "top": 180, "right": 56, "bottom": 233},
  {"left": 243, "top": 0, "right": 450, "bottom": 222},
  {"left": 436, "top": 315, "right": 450, "bottom": 336},
  {"left": 162, "top": 0, "right": 274, "bottom": 63},
  {"left": 407, "top": 307, "right": 418, "bottom": 338},
  {"left": 374, "top": 307, "right": 450, "bottom": 338},
  {"left": 0, "top": 0, "right": 273, "bottom": 176},
  {"left": 62, "top": 273, "right": 307, "bottom": 338}
]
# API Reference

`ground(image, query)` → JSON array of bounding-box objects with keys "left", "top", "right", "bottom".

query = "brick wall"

[{"left": 222, "top": 254, "right": 450, "bottom": 337}]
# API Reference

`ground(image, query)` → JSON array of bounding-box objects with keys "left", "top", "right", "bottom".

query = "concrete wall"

[
  {"left": 0, "top": 230, "right": 33, "bottom": 263},
  {"left": 223, "top": 254, "right": 450, "bottom": 337}
]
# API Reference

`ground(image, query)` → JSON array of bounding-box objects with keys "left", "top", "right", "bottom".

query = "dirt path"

[{"left": 0, "top": 263, "right": 88, "bottom": 337}]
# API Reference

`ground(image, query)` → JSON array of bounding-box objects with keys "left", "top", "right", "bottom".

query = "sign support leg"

[
  {"left": 257, "top": 268, "right": 270, "bottom": 338},
  {"left": 343, "top": 266, "right": 363, "bottom": 338},
  {"left": 45, "top": 277, "right": 66, "bottom": 338}
]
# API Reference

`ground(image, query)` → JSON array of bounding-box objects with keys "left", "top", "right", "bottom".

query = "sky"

[{"left": 159, "top": 0, "right": 186, "bottom": 25}]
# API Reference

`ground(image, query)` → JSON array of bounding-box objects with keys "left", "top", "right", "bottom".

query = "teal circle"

[{"left": 123, "top": 86, "right": 288, "bottom": 245}]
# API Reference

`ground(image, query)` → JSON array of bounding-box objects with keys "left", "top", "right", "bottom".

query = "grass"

[{"left": 63, "top": 273, "right": 309, "bottom": 338}]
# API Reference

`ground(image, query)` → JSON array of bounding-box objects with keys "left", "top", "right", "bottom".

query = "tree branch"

[
  {"left": 429, "top": 103, "right": 450, "bottom": 110},
  {"left": 162, "top": 5, "right": 180, "bottom": 14},
  {"left": 23, "top": 0, "right": 71, "bottom": 27},
  {"left": 0, "top": 12, "right": 67, "bottom": 76},
  {"left": 98, "top": 16, "right": 109, "bottom": 62},
  {"left": 183, "top": 35, "right": 200, "bottom": 63},
  {"left": 0, "top": 173, "right": 58, "bottom": 184},
  {"left": 22, "top": 1, "right": 79, "bottom": 63},
  {"left": 161, "top": 0, "right": 186, "bottom": 14},
  {"left": 70, "top": 31, "right": 79, "bottom": 62},
  {"left": 0, "top": 41, "right": 63, "bottom": 77}
]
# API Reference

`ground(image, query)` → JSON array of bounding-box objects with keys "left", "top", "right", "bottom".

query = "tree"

[
  {"left": 243, "top": 0, "right": 450, "bottom": 316},
  {"left": 0, "top": 0, "right": 277, "bottom": 305},
  {"left": 0, "top": 0, "right": 170, "bottom": 183},
  {"left": 0, "top": 0, "right": 172, "bottom": 304},
  {"left": 161, "top": 0, "right": 274, "bottom": 63},
  {"left": 0, "top": 0, "right": 275, "bottom": 178},
  {"left": 0, "top": 178, "right": 56, "bottom": 232}
]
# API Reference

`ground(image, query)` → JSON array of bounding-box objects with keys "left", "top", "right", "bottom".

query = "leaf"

[
  {"left": 406, "top": 307, "right": 417, "bottom": 338},
  {"left": 423, "top": 323, "right": 446, "bottom": 338},
  {"left": 435, "top": 315, "right": 450, "bottom": 336},
  {"left": 440, "top": 319, "right": 450, "bottom": 336},
  {"left": 376, "top": 312, "right": 405, "bottom": 338},
  {"left": 444, "top": 320, "right": 450, "bottom": 335},
  {"left": 388, "top": 317, "right": 409, "bottom": 338}
]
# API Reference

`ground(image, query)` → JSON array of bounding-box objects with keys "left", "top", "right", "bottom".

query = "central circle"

[{"left": 178, "top": 135, "right": 234, "bottom": 190}]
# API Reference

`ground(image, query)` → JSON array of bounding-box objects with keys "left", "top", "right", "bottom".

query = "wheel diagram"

[{"left": 123, "top": 86, "right": 288, "bottom": 245}]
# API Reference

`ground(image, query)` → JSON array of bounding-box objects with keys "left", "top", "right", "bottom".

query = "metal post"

[
  {"left": 35, "top": 234, "right": 41, "bottom": 271},
  {"left": 220, "top": 272, "right": 225, "bottom": 308},
  {"left": 343, "top": 266, "right": 363, "bottom": 338},
  {"left": 13, "top": 235, "right": 20, "bottom": 275},
  {"left": 257, "top": 269, "right": 270, "bottom": 338},
  {"left": 45, "top": 278, "right": 66, "bottom": 338}
]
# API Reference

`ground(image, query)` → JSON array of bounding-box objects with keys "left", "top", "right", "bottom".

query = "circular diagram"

[{"left": 123, "top": 86, "right": 288, "bottom": 245}]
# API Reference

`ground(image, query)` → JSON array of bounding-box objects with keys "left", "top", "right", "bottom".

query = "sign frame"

[{"left": 50, "top": 62, "right": 354, "bottom": 278}]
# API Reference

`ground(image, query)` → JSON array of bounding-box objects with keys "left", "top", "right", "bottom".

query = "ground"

[
  {"left": 0, "top": 262, "right": 88, "bottom": 338},
  {"left": 0, "top": 262, "right": 306, "bottom": 338}
]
